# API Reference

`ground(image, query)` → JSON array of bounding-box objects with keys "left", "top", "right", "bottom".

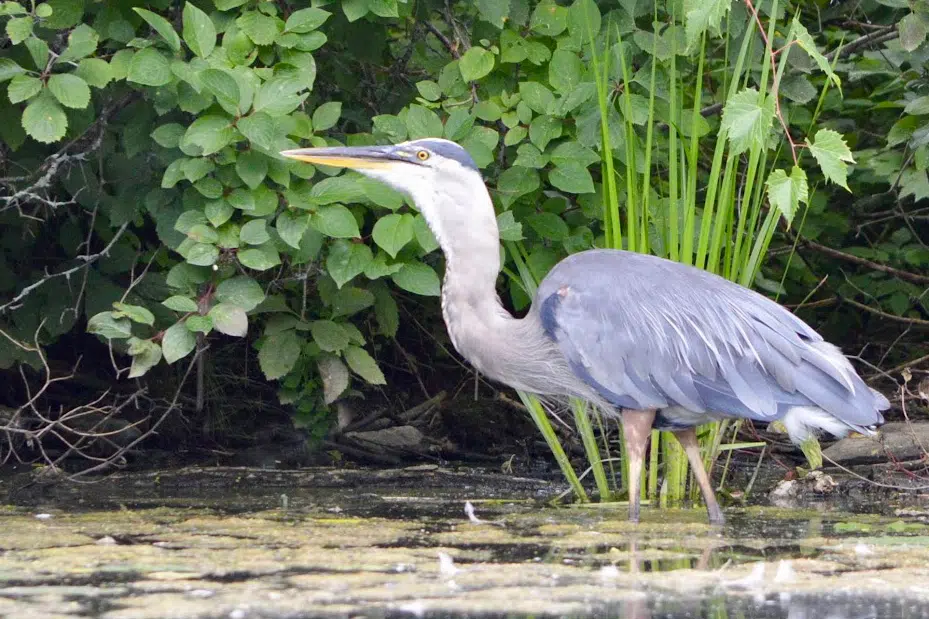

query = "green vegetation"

[{"left": 0, "top": 0, "right": 926, "bottom": 501}]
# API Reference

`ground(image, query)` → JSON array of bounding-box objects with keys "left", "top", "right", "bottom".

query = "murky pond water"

[{"left": 1, "top": 465, "right": 928, "bottom": 618}]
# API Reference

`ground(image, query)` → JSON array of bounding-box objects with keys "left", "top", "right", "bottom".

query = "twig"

[
  {"left": 825, "top": 27, "right": 898, "bottom": 60},
  {"left": 801, "top": 238, "right": 929, "bottom": 285},
  {"left": 841, "top": 297, "right": 929, "bottom": 327}
]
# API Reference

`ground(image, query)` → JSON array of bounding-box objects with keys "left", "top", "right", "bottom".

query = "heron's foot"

[{"left": 706, "top": 506, "right": 725, "bottom": 526}]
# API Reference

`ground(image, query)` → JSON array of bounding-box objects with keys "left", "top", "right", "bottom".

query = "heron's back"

[{"left": 534, "top": 249, "right": 888, "bottom": 435}]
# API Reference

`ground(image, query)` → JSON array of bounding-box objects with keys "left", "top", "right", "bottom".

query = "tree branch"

[{"left": 801, "top": 238, "right": 929, "bottom": 285}]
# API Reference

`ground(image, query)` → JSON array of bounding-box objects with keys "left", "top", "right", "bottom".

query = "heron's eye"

[{"left": 416, "top": 150, "right": 430, "bottom": 161}]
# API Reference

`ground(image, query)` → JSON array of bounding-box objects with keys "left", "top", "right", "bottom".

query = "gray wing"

[{"left": 535, "top": 250, "right": 887, "bottom": 426}]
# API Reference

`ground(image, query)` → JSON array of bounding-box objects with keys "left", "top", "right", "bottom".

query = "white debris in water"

[
  {"left": 855, "top": 543, "right": 876, "bottom": 556},
  {"left": 438, "top": 552, "right": 459, "bottom": 577},
  {"left": 464, "top": 501, "right": 505, "bottom": 526},
  {"left": 599, "top": 565, "right": 620, "bottom": 581},
  {"left": 188, "top": 589, "right": 214, "bottom": 598},
  {"left": 228, "top": 609, "right": 247, "bottom": 619},
  {"left": 397, "top": 601, "right": 427, "bottom": 617},
  {"left": 34, "top": 513, "right": 52, "bottom": 520},
  {"left": 721, "top": 562, "right": 766, "bottom": 589},
  {"left": 95, "top": 536, "right": 117, "bottom": 545},
  {"left": 774, "top": 560, "right": 796, "bottom": 583}
]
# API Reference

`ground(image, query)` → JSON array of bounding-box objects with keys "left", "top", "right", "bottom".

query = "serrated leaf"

[
  {"left": 75, "top": 58, "right": 112, "bottom": 88},
  {"left": 8, "top": 74, "right": 41, "bottom": 104},
  {"left": 208, "top": 302, "right": 248, "bottom": 337},
  {"left": 6, "top": 16, "right": 32, "bottom": 44},
  {"left": 327, "top": 239, "right": 373, "bottom": 287},
  {"left": 310, "top": 319, "right": 349, "bottom": 352},
  {"left": 806, "top": 129, "right": 854, "bottom": 190},
  {"left": 133, "top": 7, "right": 182, "bottom": 52},
  {"left": 162, "top": 322, "right": 196, "bottom": 364},
  {"left": 47, "top": 73, "right": 90, "bottom": 109},
  {"left": 87, "top": 311, "right": 133, "bottom": 339},
  {"left": 259, "top": 332, "right": 301, "bottom": 380},
  {"left": 185, "top": 315, "right": 213, "bottom": 334},
  {"left": 766, "top": 166, "right": 808, "bottom": 226},
  {"left": 112, "top": 302, "right": 155, "bottom": 326},
  {"left": 22, "top": 91, "right": 67, "bottom": 143},
  {"left": 182, "top": 2, "right": 216, "bottom": 59},
  {"left": 343, "top": 345, "right": 386, "bottom": 384},
  {"left": 215, "top": 275, "right": 265, "bottom": 311},
  {"left": 391, "top": 262, "right": 440, "bottom": 296},
  {"left": 127, "top": 47, "right": 171, "bottom": 87},
  {"left": 497, "top": 211, "right": 524, "bottom": 241},
  {"left": 549, "top": 163, "right": 594, "bottom": 194},
  {"left": 163, "top": 295, "right": 199, "bottom": 313},
  {"left": 684, "top": 0, "right": 731, "bottom": 50},
  {"left": 317, "top": 354, "right": 349, "bottom": 404},
  {"left": 459, "top": 47, "right": 495, "bottom": 82},
  {"left": 312, "top": 101, "right": 341, "bottom": 131},
  {"left": 59, "top": 25, "right": 98, "bottom": 62},
  {"left": 792, "top": 19, "right": 841, "bottom": 90},
  {"left": 372, "top": 213, "right": 414, "bottom": 258},
  {"left": 720, "top": 88, "right": 774, "bottom": 155},
  {"left": 0, "top": 58, "right": 25, "bottom": 82}
]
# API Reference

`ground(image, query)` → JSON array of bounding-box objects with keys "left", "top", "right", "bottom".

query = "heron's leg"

[
  {"left": 673, "top": 428, "right": 725, "bottom": 525},
  {"left": 621, "top": 409, "right": 656, "bottom": 523}
]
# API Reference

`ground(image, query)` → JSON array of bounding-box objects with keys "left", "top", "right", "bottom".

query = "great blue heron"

[{"left": 282, "top": 138, "right": 889, "bottom": 524}]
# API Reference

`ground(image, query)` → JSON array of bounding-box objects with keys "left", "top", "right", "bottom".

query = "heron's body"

[{"left": 282, "top": 137, "right": 889, "bottom": 524}]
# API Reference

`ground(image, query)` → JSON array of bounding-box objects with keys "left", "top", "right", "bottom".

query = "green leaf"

[
  {"left": 22, "top": 91, "right": 67, "bottom": 143},
  {"left": 276, "top": 210, "right": 310, "bottom": 249},
  {"left": 312, "top": 101, "right": 341, "bottom": 131},
  {"left": 0, "top": 58, "right": 25, "bottom": 82},
  {"left": 58, "top": 24, "right": 98, "bottom": 62},
  {"left": 200, "top": 69, "right": 240, "bottom": 111},
  {"left": 236, "top": 150, "right": 268, "bottom": 189},
  {"left": 766, "top": 166, "right": 808, "bottom": 226},
  {"left": 312, "top": 204, "right": 360, "bottom": 238},
  {"left": 530, "top": 0, "right": 568, "bottom": 36},
  {"left": 259, "top": 332, "right": 302, "bottom": 380},
  {"left": 496, "top": 166, "right": 540, "bottom": 207},
  {"left": 216, "top": 275, "right": 265, "bottom": 311},
  {"left": 405, "top": 104, "right": 443, "bottom": 139},
  {"left": 373, "top": 283, "right": 399, "bottom": 336},
  {"left": 904, "top": 96, "right": 929, "bottom": 116},
  {"left": 183, "top": 115, "right": 234, "bottom": 156},
  {"left": 549, "top": 163, "right": 595, "bottom": 194},
  {"left": 310, "top": 319, "right": 349, "bottom": 352},
  {"left": 253, "top": 76, "right": 306, "bottom": 115},
  {"left": 183, "top": 1, "right": 216, "bottom": 59},
  {"left": 343, "top": 345, "right": 386, "bottom": 384},
  {"left": 6, "top": 16, "right": 32, "bottom": 45},
  {"left": 133, "top": 7, "right": 182, "bottom": 52},
  {"left": 684, "top": 0, "right": 731, "bottom": 50},
  {"left": 205, "top": 199, "right": 233, "bottom": 227},
  {"left": 391, "top": 262, "right": 440, "bottom": 296},
  {"left": 186, "top": 242, "right": 219, "bottom": 266},
  {"left": 185, "top": 315, "right": 213, "bottom": 334},
  {"left": 162, "top": 322, "right": 196, "bottom": 364},
  {"left": 285, "top": 7, "right": 330, "bottom": 33},
  {"left": 567, "top": 0, "right": 602, "bottom": 42},
  {"left": 459, "top": 47, "right": 495, "bottom": 82},
  {"left": 47, "top": 73, "right": 90, "bottom": 109},
  {"left": 127, "top": 47, "right": 171, "bottom": 87},
  {"left": 806, "top": 129, "right": 854, "bottom": 191},
  {"left": 163, "top": 295, "right": 199, "bottom": 313},
  {"left": 238, "top": 112, "right": 275, "bottom": 150},
  {"left": 237, "top": 11, "right": 280, "bottom": 46},
  {"left": 372, "top": 213, "right": 414, "bottom": 258},
  {"left": 476, "top": 0, "right": 510, "bottom": 27},
  {"left": 527, "top": 212, "right": 569, "bottom": 241},
  {"left": 318, "top": 354, "right": 349, "bottom": 403},
  {"left": 792, "top": 19, "right": 841, "bottom": 90},
  {"left": 240, "top": 219, "right": 271, "bottom": 245},
  {"left": 87, "top": 311, "right": 132, "bottom": 339},
  {"left": 413, "top": 215, "right": 439, "bottom": 252},
  {"left": 497, "top": 211, "right": 524, "bottom": 241},
  {"left": 238, "top": 243, "right": 280, "bottom": 271},
  {"left": 327, "top": 239, "right": 373, "bottom": 287},
  {"left": 128, "top": 338, "right": 162, "bottom": 378},
  {"left": 112, "top": 302, "right": 155, "bottom": 326},
  {"left": 415, "top": 80, "right": 442, "bottom": 101},
  {"left": 75, "top": 58, "right": 112, "bottom": 88},
  {"left": 528, "top": 115, "right": 562, "bottom": 150},
  {"left": 368, "top": 0, "right": 399, "bottom": 18},
  {"left": 720, "top": 88, "right": 774, "bottom": 155},
  {"left": 35, "top": 3, "right": 52, "bottom": 18},
  {"left": 549, "top": 50, "right": 582, "bottom": 94},
  {"left": 208, "top": 302, "right": 248, "bottom": 337},
  {"left": 24, "top": 36, "right": 47, "bottom": 71},
  {"left": 8, "top": 74, "right": 41, "bottom": 104},
  {"left": 898, "top": 12, "right": 927, "bottom": 52}
]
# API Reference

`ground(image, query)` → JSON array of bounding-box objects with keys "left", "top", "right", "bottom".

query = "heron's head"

[{"left": 280, "top": 138, "right": 480, "bottom": 206}]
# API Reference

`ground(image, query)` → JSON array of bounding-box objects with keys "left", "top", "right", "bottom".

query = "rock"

[
  {"left": 345, "top": 425, "right": 427, "bottom": 452},
  {"left": 769, "top": 471, "right": 837, "bottom": 507},
  {"left": 822, "top": 422, "right": 929, "bottom": 466}
]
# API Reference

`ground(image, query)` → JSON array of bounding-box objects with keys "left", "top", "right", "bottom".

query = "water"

[{"left": 1, "top": 465, "right": 927, "bottom": 618}]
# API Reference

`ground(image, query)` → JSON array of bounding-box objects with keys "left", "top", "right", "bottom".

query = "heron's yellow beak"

[{"left": 280, "top": 145, "right": 403, "bottom": 170}]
